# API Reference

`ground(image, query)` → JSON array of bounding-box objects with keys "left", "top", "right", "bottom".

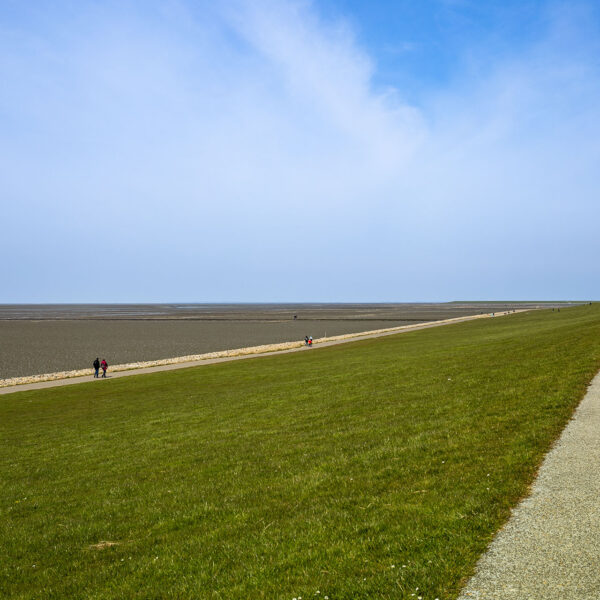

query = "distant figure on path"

[
  {"left": 304, "top": 335, "right": 309, "bottom": 346},
  {"left": 308, "top": 336, "right": 313, "bottom": 346},
  {"left": 93, "top": 357, "right": 100, "bottom": 378},
  {"left": 101, "top": 358, "right": 108, "bottom": 378}
]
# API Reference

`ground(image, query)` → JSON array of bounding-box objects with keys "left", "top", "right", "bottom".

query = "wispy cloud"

[{"left": 1, "top": 0, "right": 599, "bottom": 301}]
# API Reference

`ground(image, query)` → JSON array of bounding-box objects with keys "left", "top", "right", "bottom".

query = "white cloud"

[{"left": 1, "top": 0, "right": 599, "bottom": 301}]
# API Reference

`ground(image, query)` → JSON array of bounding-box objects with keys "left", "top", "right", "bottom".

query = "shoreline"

[{"left": 0, "top": 310, "right": 523, "bottom": 393}]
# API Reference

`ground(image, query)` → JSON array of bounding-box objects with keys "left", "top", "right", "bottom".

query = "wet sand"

[
  {"left": 0, "top": 303, "right": 570, "bottom": 379},
  {"left": 1, "top": 310, "right": 525, "bottom": 392}
]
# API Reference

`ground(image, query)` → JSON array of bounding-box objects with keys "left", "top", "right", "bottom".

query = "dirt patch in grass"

[{"left": 88, "top": 541, "right": 120, "bottom": 550}]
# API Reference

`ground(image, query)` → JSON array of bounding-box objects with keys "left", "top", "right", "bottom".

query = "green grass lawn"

[{"left": 2, "top": 305, "right": 600, "bottom": 599}]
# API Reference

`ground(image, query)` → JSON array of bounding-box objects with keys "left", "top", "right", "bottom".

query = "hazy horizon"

[{"left": 0, "top": 300, "right": 590, "bottom": 307}]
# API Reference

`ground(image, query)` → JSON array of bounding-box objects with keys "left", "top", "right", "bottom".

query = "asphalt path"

[{"left": 459, "top": 370, "right": 600, "bottom": 599}]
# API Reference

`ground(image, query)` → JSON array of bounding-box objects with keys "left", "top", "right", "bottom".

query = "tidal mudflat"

[{"left": 0, "top": 302, "right": 570, "bottom": 379}]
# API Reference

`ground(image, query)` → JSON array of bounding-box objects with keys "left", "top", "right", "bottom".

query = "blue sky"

[{"left": 2, "top": 0, "right": 599, "bottom": 302}]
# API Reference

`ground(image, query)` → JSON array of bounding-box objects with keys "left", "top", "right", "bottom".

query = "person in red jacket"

[{"left": 100, "top": 358, "right": 108, "bottom": 378}]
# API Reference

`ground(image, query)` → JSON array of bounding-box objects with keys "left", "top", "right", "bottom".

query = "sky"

[{"left": 2, "top": 0, "right": 600, "bottom": 302}]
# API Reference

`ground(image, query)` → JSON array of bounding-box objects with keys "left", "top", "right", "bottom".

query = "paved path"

[
  {"left": 0, "top": 311, "right": 519, "bottom": 395},
  {"left": 458, "top": 370, "right": 600, "bottom": 600}
]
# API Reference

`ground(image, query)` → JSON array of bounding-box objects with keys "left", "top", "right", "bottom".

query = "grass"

[{"left": 2, "top": 304, "right": 600, "bottom": 599}]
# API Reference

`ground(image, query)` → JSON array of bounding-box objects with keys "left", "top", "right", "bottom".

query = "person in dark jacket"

[
  {"left": 100, "top": 358, "right": 108, "bottom": 378},
  {"left": 93, "top": 357, "right": 100, "bottom": 378}
]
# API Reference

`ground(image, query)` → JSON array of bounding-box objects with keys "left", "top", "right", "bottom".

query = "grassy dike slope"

[{"left": 2, "top": 305, "right": 600, "bottom": 599}]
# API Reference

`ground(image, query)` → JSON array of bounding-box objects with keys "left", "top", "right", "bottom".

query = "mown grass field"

[{"left": 2, "top": 305, "right": 600, "bottom": 599}]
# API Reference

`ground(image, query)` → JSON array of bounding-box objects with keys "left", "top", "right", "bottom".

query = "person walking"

[
  {"left": 93, "top": 357, "right": 100, "bottom": 378},
  {"left": 304, "top": 335, "right": 309, "bottom": 346},
  {"left": 100, "top": 358, "right": 108, "bottom": 378}
]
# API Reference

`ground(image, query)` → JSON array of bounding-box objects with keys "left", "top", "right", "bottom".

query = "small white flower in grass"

[
  {"left": 391, "top": 565, "right": 395, "bottom": 568},
  {"left": 402, "top": 565, "right": 407, "bottom": 568}
]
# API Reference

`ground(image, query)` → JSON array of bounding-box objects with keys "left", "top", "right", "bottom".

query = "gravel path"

[
  {"left": 0, "top": 311, "right": 519, "bottom": 395},
  {"left": 458, "top": 370, "right": 600, "bottom": 600}
]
